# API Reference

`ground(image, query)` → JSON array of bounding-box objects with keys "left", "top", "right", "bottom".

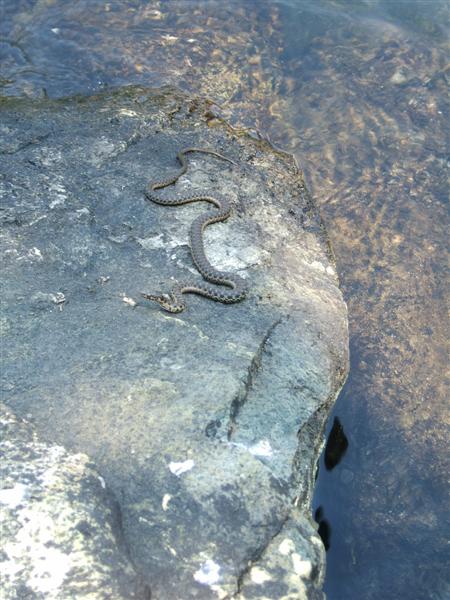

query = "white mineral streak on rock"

[
  {"left": 118, "top": 109, "right": 138, "bottom": 118},
  {"left": 291, "top": 554, "right": 312, "bottom": 578},
  {"left": 390, "top": 69, "right": 409, "bottom": 85},
  {"left": 210, "top": 585, "right": 228, "bottom": 600},
  {"left": 39, "top": 450, "right": 67, "bottom": 486},
  {"left": 161, "top": 34, "right": 178, "bottom": 43},
  {"left": 0, "top": 483, "right": 28, "bottom": 508},
  {"left": 1, "top": 505, "right": 73, "bottom": 594},
  {"left": 24, "top": 547, "right": 72, "bottom": 595},
  {"left": 310, "top": 536, "right": 323, "bottom": 546},
  {"left": 122, "top": 295, "right": 137, "bottom": 307},
  {"left": 38, "top": 148, "right": 62, "bottom": 166},
  {"left": 169, "top": 459, "right": 195, "bottom": 476},
  {"left": 74, "top": 208, "right": 90, "bottom": 219},
  {"left": 30, "top": 292, "right": 65, "bottom": 306},
  {"left": 309, "top": 260, "right": 326, "bottom": 273},
  {"left": 29, "top": 247, "right": 43, "bottom": 261},
  {"left": 90, "top": 138, "right": 117, "bottom": 166},
  {"left": 278, "top": 538, "right": 296, "bottom": 556},
  {"left": 230, "top": 440, "right": 273, "bottom": 458},
  {"left": 225, "top": 342, "right": 254, "bottom": 359},
  {"left": 28, "top": 214, "right": 47, "bottom": 226},
  {"left": 206, "top": 224, "right": 265, "bottom": 271},
  {"left": 53, "top": 292, "right": 66, "bottom": 305},
  {"left": 97, "top": 275, "right": 110, "bottom": 285},
  {"left": 248, "top": 439, "right": 273, "bottom": 457},
  {"left": 193, "top": 559, "right": 221, "bottom": 585},
  {"left": 48, "top": 181, "right": 68, "bottom": 208},
  {"left": 49, "top": 198, "right": 66, "bottom": 209},
  {"left": 147, "top": 9, "right": 163, "bottom": 20},
  {"left": 250, "top": 566, "right": 272, "bottom": 584},
  {"left": 162, "top": 494, "right": 171, "bottom": 510},
  {"left": 137, "top": 234, "right": 166, "bottom": 249}
]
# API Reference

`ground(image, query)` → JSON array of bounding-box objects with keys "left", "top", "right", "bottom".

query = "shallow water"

[{"left": 1, "top": 1, "right": 449, "bottom": 599}]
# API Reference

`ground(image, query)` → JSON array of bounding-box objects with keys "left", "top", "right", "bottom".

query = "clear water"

[{"left": 1, "top": 1, "right": 449, "bottom": 599}]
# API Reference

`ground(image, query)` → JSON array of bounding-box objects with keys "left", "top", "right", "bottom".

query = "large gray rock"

[{"left": 0, "top": 87, "right": 348, "bottom": 599}]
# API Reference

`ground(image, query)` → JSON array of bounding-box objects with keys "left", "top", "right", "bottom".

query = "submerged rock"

[{"left": 0, "top": 87, "right": 348, "bottom": 599}]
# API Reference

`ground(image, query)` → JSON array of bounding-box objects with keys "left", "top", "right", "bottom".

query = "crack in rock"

[
  {"left": 233, "top": 511, "right": 291, "bottom": 597},
  {"left": 227, "top": 317, "right": 283, "bottom": 440}
]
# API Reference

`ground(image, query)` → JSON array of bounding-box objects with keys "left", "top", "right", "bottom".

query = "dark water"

[{"left": 1, "top": 1, "right": 449, "bottom": 599}]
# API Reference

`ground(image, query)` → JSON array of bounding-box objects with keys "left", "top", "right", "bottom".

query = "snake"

[{"left": 141, "top": 147, "right": 248, "bottom": 313}]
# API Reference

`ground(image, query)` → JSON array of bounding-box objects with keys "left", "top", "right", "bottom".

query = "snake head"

[{"left": 141, "top": 292, "right": 186, "bottom": 313}]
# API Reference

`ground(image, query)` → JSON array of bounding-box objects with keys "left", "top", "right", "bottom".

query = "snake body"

[{"left": 141, "top": 147, "right": 248, "bottom": 313}]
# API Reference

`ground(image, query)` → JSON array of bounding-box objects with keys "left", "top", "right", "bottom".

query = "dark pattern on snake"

[{"left": 141, "top": 147, "right": 248, "bottom": 313}]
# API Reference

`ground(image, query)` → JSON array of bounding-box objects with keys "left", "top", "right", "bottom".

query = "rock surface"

[
  {"left": 0, "top": 403, "right": 148, "bottom": 599},
  {"left": 0, "top": 87, "right": 348, "bottom": 599}
]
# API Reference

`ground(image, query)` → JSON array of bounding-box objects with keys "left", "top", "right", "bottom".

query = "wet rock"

[{"left": 0, "top": 87, "right": 348, "bottom": 599}]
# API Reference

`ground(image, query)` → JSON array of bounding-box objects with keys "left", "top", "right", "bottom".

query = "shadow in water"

[
  {"left": 314, "top": 506, "right": 331, "bottom": 551},
  {"left": 314, "top": 417, "right": 348, "bottom": 552},
  {"left": 324, "top": 417, "right": 349, "bottom": 471}
]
